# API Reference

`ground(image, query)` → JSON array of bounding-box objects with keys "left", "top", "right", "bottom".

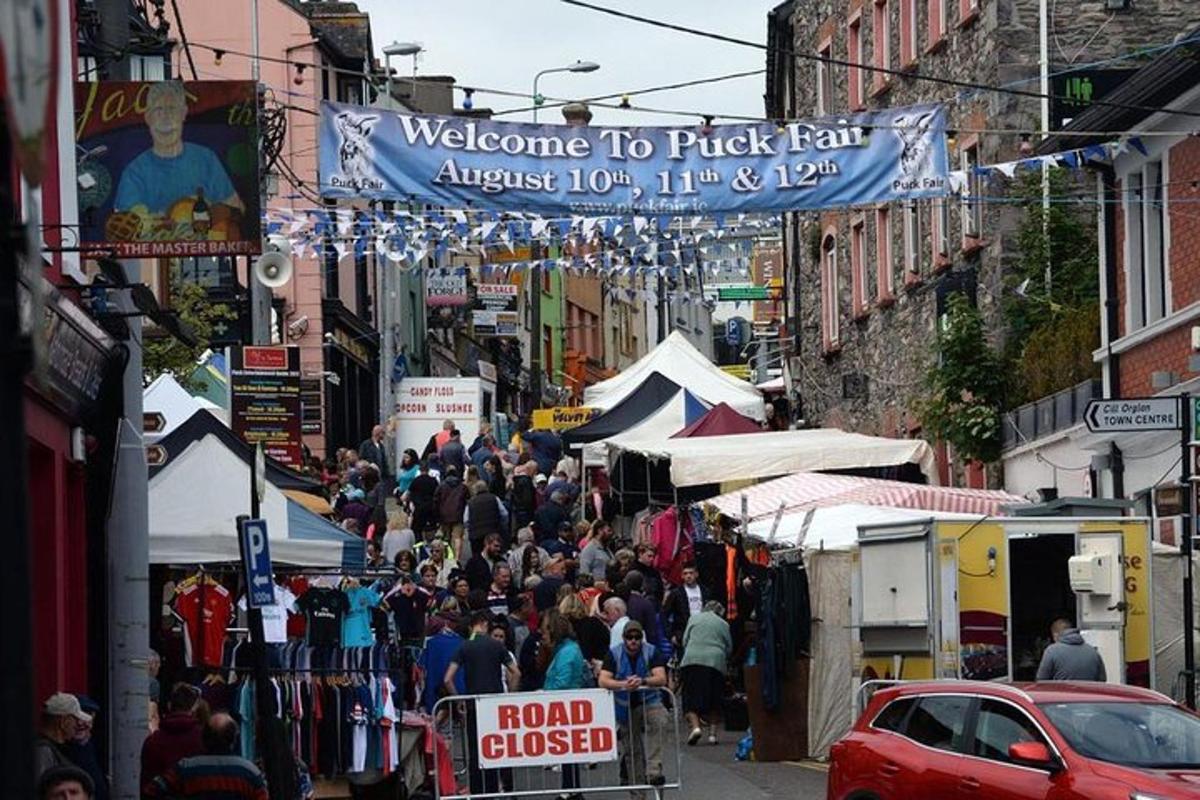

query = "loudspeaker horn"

[{"left": 255, "top": 235, "right": 293, "bottom": 288}]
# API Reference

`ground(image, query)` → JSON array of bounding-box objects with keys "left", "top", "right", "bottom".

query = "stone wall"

[{"left": 782, "top": 0, "right": 1200, "bottom": 448}]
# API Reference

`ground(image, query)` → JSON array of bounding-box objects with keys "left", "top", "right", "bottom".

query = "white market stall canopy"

[
  {"left": 707, "top": 471, "right": 1025, "bottom": 547},
  {"left": 583, "top": 331, "right": 765, "bottom": 419},
  {"left": 149, "top": 432, "right": 364, "bottom": 567},
  {"left": 744, "top": 503, "right": 983, "bottom": 550},
  {"left": 143, "top": 373, "right": 226, "bottom": 441},
  {"left": 582, "top": 387, "right": 707, "bottom": 466},
  {"left": 603, "top": 428, "right": 940, "bottom": 487}
]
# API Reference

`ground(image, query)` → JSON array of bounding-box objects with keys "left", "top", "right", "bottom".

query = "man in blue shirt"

[{"left": 114, "top": 81, "right": 242, "bottom": 216}]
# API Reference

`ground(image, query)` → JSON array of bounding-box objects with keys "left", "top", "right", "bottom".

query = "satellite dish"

[{"left": 255, "top": 235, "right": 293, "bottom": 288}]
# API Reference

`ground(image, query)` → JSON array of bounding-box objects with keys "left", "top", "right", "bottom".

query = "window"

[
  {"left": 900, "top": 0, "right": 918, "bottom": 66},
  {"left": 872, "top": 697, "right": 916, "bottom": 733},
  {"left": 1125, "top": 158, "right": 1169, "bottom": 329},
  {"left": 848, "top": 15, "right": 864, "bottom": 110},
  {"left": 972, "top": 700, "right": 1045, "bottom": 764},
  {"left": 542, "top": 268, "right": 552, "bottom": 294},
  {"left": 817, "top": 40, "right": 834, "bottom": 115},
  {"left": 928, "top": 0, "right": 947, "bottom": 48},
  {"left": 821, "top": 234, "right": 840, "bottom": 350},
  {"left": 905, "top": 695, "right": 972, "bottom": 752},
  {"left": 77, "top": 56, "right": 98, "bottom": 81},
  {"left": 851, "top": 218, "right": 869, "bottom": 316},
  {"left": 903, "top": 200, "right": 920, "bottom": 277},
  {"left": 872, "top": 0, "right": 891, "bottom": 92},
  {"left": 542, "top": 324, "right": 553, "bottom": 377},
  {"left": 876, "top": 206, "right": 894, "bottom": 303},
  {"left": 932, "top": 198, "right": 951, "bottom": 265},
  {"left": 129, "top": 55, "right": 165, "bottom": 81},
  {"left": 961, "top": 141, "right": 983, "bottom": 242},
  {"left": 959, "top": 0, "right": 981, "bottom": 26}
]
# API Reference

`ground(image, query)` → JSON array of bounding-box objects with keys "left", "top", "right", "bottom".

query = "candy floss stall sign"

[
  {"left": 74, "top": 80, "right": 261, "bottom": 257},
  {"left": 319, "top": 100, "right": 948, "bottom": 214},
  {"left": 474, "top": 690, "right": 618, "bottom": 769}
]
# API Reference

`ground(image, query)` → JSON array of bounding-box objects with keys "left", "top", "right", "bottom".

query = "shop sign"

[
  {"left": 329, "top": 326, "right": 372, "bottom": 366},
  {"left": 27, "top": 278, "right": 115, "bottom": 418},
  {"left": 721, "top": 364, "right": 752, "bottom": 379},
  {"left": 473, "top": 282, "right": 519, "bottom": 337},
  {"left": 474, "top": 689, "right": 618, "bottom": 770},
  {"left": 319, "top": 101, "right": 949, "bottom": 214},
  {"left": 426, "top": 269, "right": 469, "bottom": 306},
  {"left": 74, "top": 80, "right": 261, "bottom": 257},
  {"left": 230, "top": 345, "right": 303, "bottom": 469},
  {"left": 532, "top": 406, "right": 599, "bottom": 431}
]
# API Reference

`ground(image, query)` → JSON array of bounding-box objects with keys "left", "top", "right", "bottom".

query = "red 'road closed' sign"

[{"left": 474, "top": 689, "right": 619, "bottom": 769}]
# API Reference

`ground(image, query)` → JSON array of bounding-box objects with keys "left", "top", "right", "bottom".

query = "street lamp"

[
  {"left": 383, "top": 41, "right": 423, "bottom": 109},
  {"left": 532, "top": 60, "right": 600, "bottom": 123}
]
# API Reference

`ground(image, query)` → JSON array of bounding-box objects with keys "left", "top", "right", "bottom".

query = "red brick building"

[{"left": 1038, "top": 34, "right": 1200, "bottom": 508}]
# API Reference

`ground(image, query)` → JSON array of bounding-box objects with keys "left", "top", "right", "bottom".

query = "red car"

[{"left": 828, "top": 680, "right": 1200, "bottom": 799}]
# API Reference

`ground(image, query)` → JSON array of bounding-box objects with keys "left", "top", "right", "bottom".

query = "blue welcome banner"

[{"left": 319, "top": 101, "right": 949, "bottom": 214}]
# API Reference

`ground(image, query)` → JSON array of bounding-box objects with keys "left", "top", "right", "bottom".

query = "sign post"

[
  {"left": 1086, "top": 395, "right": 1194, "bottom": 708},
  {"left": 236, "top": 513, "right": 291, "bottom": 798}
]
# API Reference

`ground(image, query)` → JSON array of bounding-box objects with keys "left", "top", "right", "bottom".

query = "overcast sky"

[{"left": 354, "top": 0, "right": 781, "bottom": 126}]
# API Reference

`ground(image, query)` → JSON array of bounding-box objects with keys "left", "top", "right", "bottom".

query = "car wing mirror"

[{"left": 1008, "top": 741, "right": 1061, "bottom": 773}]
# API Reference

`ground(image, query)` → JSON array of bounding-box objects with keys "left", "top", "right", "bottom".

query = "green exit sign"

[{"left": 717, "top": 286, "right": 771, "bottom": 301}]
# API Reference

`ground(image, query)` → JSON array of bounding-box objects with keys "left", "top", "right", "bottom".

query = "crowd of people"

[
  {"left": 32, "top": 417, "right": 733, "bottom": 800},
  {"left": 333, "top": 417, "right": 735, "bottom": 796}
]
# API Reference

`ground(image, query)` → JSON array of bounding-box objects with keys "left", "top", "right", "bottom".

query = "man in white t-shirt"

[{"left": 665, "top": 564, "right": 710, "bottom": 649}]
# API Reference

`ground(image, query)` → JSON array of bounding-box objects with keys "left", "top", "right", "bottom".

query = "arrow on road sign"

[
  {"left": 1085, "top": 397, "right": 1181, "bottom": 433},
  {"left": 145, "top": 444, "right": 167, "bottom": 466}
]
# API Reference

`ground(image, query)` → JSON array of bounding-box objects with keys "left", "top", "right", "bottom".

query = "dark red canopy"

[{"left": 670, "top": 402, "right": 763, "bottom": 438}]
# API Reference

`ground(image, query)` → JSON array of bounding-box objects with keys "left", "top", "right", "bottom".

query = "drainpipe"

[
  {"left": 1100, "top": 165, "right": 1124, "bottom": 499},
  {"left": 1100, "top": 165, "right": 1120, "bottom": 398}
]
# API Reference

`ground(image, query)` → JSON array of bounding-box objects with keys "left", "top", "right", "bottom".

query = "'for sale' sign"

[{"left": 474, "top": 690, "right": 618, "bottom": 769}]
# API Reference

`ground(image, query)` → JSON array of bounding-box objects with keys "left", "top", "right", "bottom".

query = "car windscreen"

[{"left": 1040, "top": 702, "right": 1200, "bottom": 768}]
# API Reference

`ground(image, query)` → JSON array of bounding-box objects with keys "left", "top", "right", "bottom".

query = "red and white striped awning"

[{"left": 708, "top": 471, "right": 1025, "bottom": 522}]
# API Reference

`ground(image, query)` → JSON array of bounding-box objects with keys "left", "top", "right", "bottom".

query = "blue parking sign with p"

[{"left": 238, "top": 518, "right": 276, "bottom": 608}]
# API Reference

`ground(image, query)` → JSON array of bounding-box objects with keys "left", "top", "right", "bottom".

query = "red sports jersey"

[{"left": 175, "top": 581, "right": 233, "bottom": 667}]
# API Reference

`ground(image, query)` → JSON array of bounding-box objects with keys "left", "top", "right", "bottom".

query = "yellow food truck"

[{"left": 852, "top": 516, "right": 1160, "bottom": 689}]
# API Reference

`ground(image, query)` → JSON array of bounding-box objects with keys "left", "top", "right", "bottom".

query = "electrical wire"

[{"left": 556, "top": 0, "right": 1200, "bottom": 122}]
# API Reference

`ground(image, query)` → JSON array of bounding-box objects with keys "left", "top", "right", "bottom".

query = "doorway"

[{"left": 1009, "top": 534, "right": 1077, "bottom": 681}]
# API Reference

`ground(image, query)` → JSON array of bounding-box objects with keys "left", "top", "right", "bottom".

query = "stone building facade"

[{"left": 768, "top": 0, "right": 1200, "bottom": 483}]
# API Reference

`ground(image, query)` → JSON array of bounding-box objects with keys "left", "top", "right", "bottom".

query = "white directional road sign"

[{"left": 1085, "top": 397, "right": 1181, "bottom": 433}]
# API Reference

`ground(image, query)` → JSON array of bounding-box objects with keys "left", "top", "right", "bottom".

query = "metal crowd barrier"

[{"left": 432, "top": 687, "right": 683, "bottom": 800}]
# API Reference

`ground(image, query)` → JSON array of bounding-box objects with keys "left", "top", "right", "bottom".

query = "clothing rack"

[{"left": 226, "top": 665, "right": 402, "bottom": 676}]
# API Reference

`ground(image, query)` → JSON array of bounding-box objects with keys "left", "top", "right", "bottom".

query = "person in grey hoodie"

[{"left": 1036, "top": 618, "right": 1107, "bottom": 681}]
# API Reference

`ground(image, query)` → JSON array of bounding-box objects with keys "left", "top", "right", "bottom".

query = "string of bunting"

[{"left": 256, "top": 137, "right": 1135, "bottom": 280}]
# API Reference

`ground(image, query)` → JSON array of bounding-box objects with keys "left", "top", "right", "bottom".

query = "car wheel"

[{"left": 846, "top": 794, "right": 882, "bottom": 800}]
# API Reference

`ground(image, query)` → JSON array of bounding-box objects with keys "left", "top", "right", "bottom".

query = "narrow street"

[{"left": 679, "top": 741, "right": 828, "bottom": 800}]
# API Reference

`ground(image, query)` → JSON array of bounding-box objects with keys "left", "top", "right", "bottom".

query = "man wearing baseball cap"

[{"left": 35, "top": 693, "right": 93, "bottom": 786}]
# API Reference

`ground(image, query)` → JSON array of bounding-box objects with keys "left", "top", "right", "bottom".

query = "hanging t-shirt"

[
  {"left": 237, "top": 585, "right": 298, "bottom": 644},
  {"left": 342, "top": 586, "right": 382, "bottom": 648},
  {"left": 348, "top": 683, "right": 375, "bottom": 773},
  {"left": 285, "top": 577, "right": 309, "bottom": 639},
  {"left": 296, "top": 587, "right": 350, "bottom": 647},
  {"left": 175, "top": 580, "right": 233, "bottom": 667}
]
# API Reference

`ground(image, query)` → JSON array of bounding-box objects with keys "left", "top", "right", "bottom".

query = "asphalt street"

[{"left": 676, "top": 739, "right": 829, "bottom": 800}]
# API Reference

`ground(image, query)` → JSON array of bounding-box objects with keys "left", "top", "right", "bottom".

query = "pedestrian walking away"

[{"left": 679, "top": 601, "right": 732, "bottom": 746}]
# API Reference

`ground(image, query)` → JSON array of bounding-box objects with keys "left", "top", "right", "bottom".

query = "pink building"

[{"left": 172, "top": 0, "right": 384, "bottom": 458}]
